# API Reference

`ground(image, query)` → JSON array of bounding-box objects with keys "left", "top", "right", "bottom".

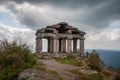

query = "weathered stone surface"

[
  {"left": 18, "top": 68, "right": 60, "bottom": 80},
  {"left": 80, "top": 68, "right": 98, "bottom": 74},
  {"left": 80, "top": 39, "right": 84, "bottom": 56},
  {"left": 67, "top": 39, "right": 72, "bottom": 53},
  {"left": 61, "top": 38, "right": 66, "bottom": 52},
  {"left": 36, "top": 38, "right": 42, "bottom": 54},
  {"left": 73, "top": 39, "right": 77, "bottom": 53},
  {"left": 36, "top": 22, "right": 86, "bottom": 56},
  {"left": 50, "top": 38, "right": 53, "bottom": 53}
]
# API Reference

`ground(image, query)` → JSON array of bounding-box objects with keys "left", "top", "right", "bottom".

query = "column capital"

[
  {"left": 67, "top": 37, "right": 73, "bottom": 40},
  {"left": 73, "top": 38, "right": 78, "bottom": 40},
  {"left": 67, "top": 35, "right": 73, "bottom": 40},
  {"left": 80, "top": 37, "right": 85, "bottom": 40},
  {"left": 36, "top": 37, "right": 43, "bottom": 40},
  {"left": 54, "top": 37, "right": 59, "bottom": 39},
  {"left": 61, "top": 37, "right": 67, "bottom": 40}
]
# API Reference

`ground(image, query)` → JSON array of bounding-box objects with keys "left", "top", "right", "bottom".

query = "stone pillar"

[
  {"left": 36, "top": 37, "right": 42, "bottom": 54},
  {"left": 73, "top": 39, "right": 77, "bottom": 53},
  {"left": 53, "top": 38, "right": 58, "bottom": 53},
  {"left": 48, "top": 37, "right": 59, "bottom": 53},
  {"left": 50, "top": 38, "right": 53, "bottom": 53},
  {"left": 67, "top": 39, "right": 72, "bottom": 53},
  {"left": 61, "top": 38, "right": 66, "bottom": 53},
  {"left": 56, "top": 38, "right": 59, "bottom": 53},
  {"left": 47, "top": 38, "right": 50, "bottom": 52},
  {"left": 80, "top": 38, "right": 84, "bottom": 56},
  {"left": 59, "top": 39, "right": 61, "bottom": 52}
]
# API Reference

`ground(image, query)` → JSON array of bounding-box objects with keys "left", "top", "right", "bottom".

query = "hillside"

[
  {"left": 0, "top": 40, "right": 120, "bottom": 80},
  {"left": 18, "top": 58, "right": 120, "bottom": 80}
]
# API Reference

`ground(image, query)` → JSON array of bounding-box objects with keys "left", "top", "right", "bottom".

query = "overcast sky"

[{"left": 0, "top": 0, "right": 120, "bottom": 51}]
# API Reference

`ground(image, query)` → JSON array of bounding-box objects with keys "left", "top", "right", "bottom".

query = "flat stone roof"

[{"left": 36, "top": 22, "right": 86, "bottom": 35}]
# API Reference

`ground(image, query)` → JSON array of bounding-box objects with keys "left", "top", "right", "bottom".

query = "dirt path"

[{"left": 40, "top": 59, "right": 80, "bottom": 80}]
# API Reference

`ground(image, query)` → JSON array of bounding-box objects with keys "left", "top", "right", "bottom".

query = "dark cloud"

[
  {"left": 11, "top": 0, "right": 105, "bottom": 8},
  {"left": 79, "top": 0, "right": 120, "bottom": 28},
  {"left": 0, "top": 0, "right": 120, "bottom": 50},
  {"left": 0, "top": 0, "right": 120, "bottom": 31}
]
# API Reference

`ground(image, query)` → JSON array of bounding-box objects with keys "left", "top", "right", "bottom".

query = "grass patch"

[
  {"left": 70, "top": 69, "right": 103, "bottom": 80},
  {"left": 88, "top": 64, "right": 101, "bottom": 72},
  {"left": 47, "top": 70, "right": 63, "bottom": 80},
  {"left": 58, "top": 76, "right": 64, "bottom": 80},
  {"left": 33, "top": 61, "right": 46, "bottom": 71},
  {"left": 69, "top": 69, "right": 78, "bottom": 74},
  {"left": 55, "top": 58, "right": 83, "bottom": 66},
  {"left": 47, "top": 70, "right": 59, "bottom": 75},
  {"left": 77, "top": 73, "right": 103, "bottom": 80},
  {"left": 87, "top": 73, "right": 103, "bottom": 80}
]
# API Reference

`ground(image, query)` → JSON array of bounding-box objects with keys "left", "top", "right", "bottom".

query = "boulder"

[{"left": 18, "top": 68, "right": 59, "bottom": 80}]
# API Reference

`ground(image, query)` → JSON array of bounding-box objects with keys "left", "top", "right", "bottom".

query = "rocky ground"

[
  {"left": 40, "top": 59, "right": 80, "bottom": 80},
  {"left": 18, "top": 68, "right": 60, "bottom": 80},
  {"left": 18, "top": 59, "right": 102, "bottom": 80},
  {"left": 40, "top": 59, "right": 99, "bottom": 80}
]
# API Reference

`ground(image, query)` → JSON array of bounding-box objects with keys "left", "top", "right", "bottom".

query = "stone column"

[
  {"left": 36, "top": 37, "right": 42, "bottom": 54},
  {"left": 50, "top": 38, "right": 53, "bottom": 53},
  {"left": 47, "top": 38, "right": 50, "bottom": 52},
  {"left": 56, "top": 38, "right": 59, "bottom": 53},
  {"left": 67, "top": 39, "right": 72, "bottom": 53},
  {"left": 80, "top": 38, "right": 84, "bottom": 56},
  {"left": 61, "top": 38, "right": 66, "bottom": 53},
  {"left": 59, "top": 39, "right": 61, "bottom": 52},
  {"left": 73, "top": 39, "right": 77, "bottom": 53},
  {"left": 53, "top": 38, "right": 58, "bottom": 53}
]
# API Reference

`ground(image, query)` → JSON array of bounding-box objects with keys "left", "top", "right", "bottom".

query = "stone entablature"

[{"left": 36, "top": 22, "right": 86, "bottom": 56}]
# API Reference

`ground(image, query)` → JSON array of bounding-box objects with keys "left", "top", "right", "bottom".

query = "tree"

[{"left": 87, "top": 50, "right": 103, "bottom": 71}]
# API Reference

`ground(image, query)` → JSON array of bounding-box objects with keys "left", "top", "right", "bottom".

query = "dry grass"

[{"left": 55, "top": 58, "right": 83, "bottom": 66}]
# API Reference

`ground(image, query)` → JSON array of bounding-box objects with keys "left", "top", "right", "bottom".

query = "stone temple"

[{"left": 36, "top": 22, "right": 86, "bottom": 56}]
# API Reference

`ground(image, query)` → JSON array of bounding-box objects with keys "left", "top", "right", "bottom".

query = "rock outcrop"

[{"left": 18, "top": 68, "right": 60, "bottom": 80}]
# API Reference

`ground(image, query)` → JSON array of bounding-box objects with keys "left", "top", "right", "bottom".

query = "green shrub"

[
  {"left": 78, "top": 73, "right": 103, "bottom": 80},
  {"left": 89, "top": 73, "right": 103, "bottom": 80},
  {"left": 87, "top": 50, "right": 103, "bottom": 71},
  {"left": 115, "top": 75, "right": 120, "bottom": 80},
  {"left": 67, "top": 53, "right": 75, "bottom": 59},
  {"left": 0, "top": 40, "right": 37, "bottom": 80},
  {"left": 88, "top": 64, "right": 101, "bottom": 72}
]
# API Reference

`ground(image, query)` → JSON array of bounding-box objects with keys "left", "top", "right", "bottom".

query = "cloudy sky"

[{"left": 0, "top": 0, "right": 120, "bottom": 51}]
